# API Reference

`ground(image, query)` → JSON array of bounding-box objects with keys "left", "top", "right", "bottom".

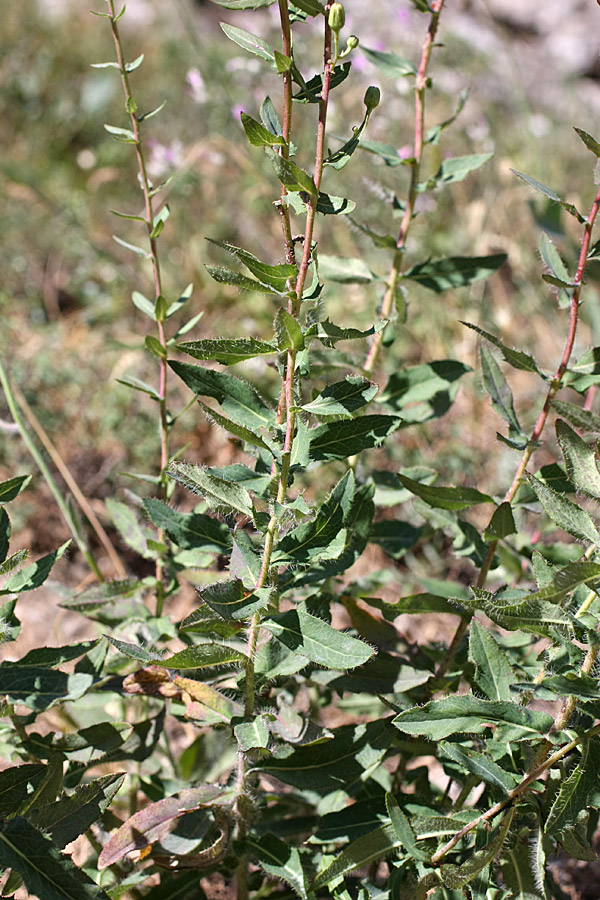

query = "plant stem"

[
  {"left": 364, "top": 0, "right": 445, "bottom": 376},
  {"left": 106, "top": 0, "right": 171, "bottom": 613},
  {"left": 436, "top": 181, "right": 600, "bottom": 680}
]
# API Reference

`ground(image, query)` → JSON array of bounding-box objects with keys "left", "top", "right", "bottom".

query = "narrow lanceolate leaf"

[
  {"left": 106, "top": 636, "right": 162, "bottom": 665},
  {"left": 311, "top": 824, "right": 401, "bottom": 890},
  {"left": 379, "top": 360, "right": 471, "bottom": 423},
  {"left": 466, "top": 595, "right": 573, "bottom": 639},
  {"left": 98, "top": 785, "right": 233, "bottom": 869},
  {"left": 396, "top": 474, "right": 493, "bottom": 511},
  {"left": 0, "top": 668, "right": 93, "bottom": 711},
  {"left": 220, "top": 23, "right": 276, "bottom": 65},
  {"left": 440, "top": 742, "right": 519, "bottom": 794},
  {"left": 479, "top": 345, "right": 525, "bottom": 443},
  {"left": 263, "top": 608, "right": 374, "bottom": 670},
  {"left": 158, "top": 643, "right": 246, "bottom": 669},
  {"left": 556, "top": 419, "right": 600, "bottom": 500},
  {"left": 169, "top": 360, "right": 274, "bottom": 430},
  {"left": 245, "top": 833, "right": 308, "bottom": 899},
  {"left": 272, "top": 470, "right": 355, "bottom": 565},
  {"left": 207, "top": 238, "right": 297, "bottom": 292},
  {"left": 177, "top": 337, "right": 277, "bottom": 366},
  {"left": 205, "top": 265, "right": 275, "bottom": 293},
  {"left": 540, "top": 232, "right": 572, "bottom": 308},
  {"left": 361, "top": 46, "right": 416, "bottom": 77},
  {"left": 265, "top": 147, "right": 317, "bottom": 197},
  {"left": 512, "top": 169, "right": 585, "bottom": 222},
  {"left": 197, "top": 399, "right": 272, "bottom": 452},
  {"left": 546, "top": 739, "right": 600, "bottom": 834},
  {"left": 11, "top": 640, "right": 99, "bottom": 669},
  {"left": 393, "top": 695, "right": 553, "bottom": 741},
  {"left": 0, "top": 541, "right": 70, "bottom": 595},
  {"left": 186, "top": 578, "right": 269, "bottom": 621},
  {"left": 302, "top": 377, "right": 378, "bottom": 418},
  {"left": 274, "top": 309, "right": 304, "bottom": 352},
  {"left": 575, "top": 126, "right": 600, "bottom": 157},
  {"left": 402, "top": 254, "right": 507, "bottom": 292},
  {"left": 309, "top": 415, "right": 402, "bottom": 461},
  {"left": 423, "top": 153, "right": 493, "bottom": 188},
  {"left": 143, "top": 498, "right": 232, "bottom": 554},
  {"left": 106, "top": 498, "right": 155, "bottom": 559},
  {"left": 0, "top": 549, "right": 28, "bottom": 577},
  {"left": 469, "top": 621, "right": 516, "bottom": 701},
  {"left": 462, "top": 321, "right": 542, "bottom": 374},
  {"left": 483, "top": 502, "right": 516, "bottom": 541},
  {"left": 28, "top": 774, "right": 125, "bottom": 850},
  {"left": 0, "top": 476, "right": 31, "bottom": 504},
  {"left": 318, "top": 255, "right": 379, "bottom": 284},
  {"left": 0, "top": 817, "right": 112, "bottom": 900},
  {"left": 240, "top": 112, "right": 286, "bottom": 146},
  {"left": 167, "top": 462, "right": 254, "bottom": 518},
  {"left": 551, "top": 398, "right": 600, "bottom": 433},
  {"left": 526, "top": 473, "right": 600, "bottom": 544},
  {"left": 209, "top": 0, "right": 275, "bottom": 8},
  {"left": 440, "top": 809, "right": 514, "bottom": 889},
  {"left": 385, "top": 793, "right": 430, "bottom": 862}
]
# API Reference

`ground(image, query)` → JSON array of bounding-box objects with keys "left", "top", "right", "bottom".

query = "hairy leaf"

[
  {"left": 263, "top": 608, "right": 374, "bottom": 669},
  {"left": 469, "top": 621, "right": 515, "bottom": 701},
  {"left": 309, "top": 415, "right": 402, "bottom": 460},
  {"left": 177, "top": 337, "right": 277, "bottom": 366},
  {"left": 245, "top": 833, "right": 308, "bottom": 898},
  {"left": 402, "top": 254, "right": 507, "bottom": 292},
  {"left": 394, "top": 695, "right": 553, "bottom": 741},
  {"left": 526, "top": 473, "right": 600, "bottom": 544},
  {"left": 167, "top": 463, "right": 254, "bottom": 518}
]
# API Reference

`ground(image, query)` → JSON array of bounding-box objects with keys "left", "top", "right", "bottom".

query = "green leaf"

[
  {"left": 479, "top": 345, "right": 525, "bottom": 442},
  {"left": 177, "top": 337, "right": 277, "bottom": 366},
  {"left": 205, "top": 265, "right": 275, "bottom": 293},
  {"left": 546, "top": 739, "right": 600, "bottom": 834},
  {"left": 512, "top": 169, "right": 585, "bottom": 223},
  {"left": 469, "top": 621, "right": 515, "bottom": 701},
  {"left": 423, "top": 153, "right": 493, "bottom": 188},
  {"left": 393, "top": 695, "right": 553, "bottom": 741},
  {"left": 440, "top": 743, "right": 519, "bottom": 795},
  {"left": 209, "top": 0, "right": 275, "bottom": 8},
  {"left": 309, "top": 415, "right": 402, "bottom": 461},
  {"left": 158, "top": 643, "right": 246, "bottom": 669},
  {"left": 302, "top": 377, "right": 378, "bottom": 418},
  {"left": 145, "top": 335, "right": 166, "bottom": 359},
  {"left": 207, "top": 238, "right": 297, "bottom": 292},
  {"left": 361, "top": 46, "right": 416, "bottom": 77},
  {"left": 0, "top": 764, "right": 50, "bottom": 818},
  {"left": 402, "top": 254, "right": 507, "bottom": 292},
  {"left": 385, "top": 793, "right": 430, "bottom": 861},
  {"left": 106, "top": 635, "right": 161, "bottom": 665},
  {"left": 440, "top": 809, "right": 514, "bottom": 889},
  {"left": 272, "top": 470, "right": 355, "bottom": 565},
  {"left": 263, "top": 608, "right": 374, "bottom": 669},
  {"left": 260, "top": 95, "right": 282, "bottom": 135},
  {"left": 28, "top": 774, "right": 125, "bottom": 850},
  {"left": 240, "top": 111, "right": 286, "bottom": 147},
  {"left": 265, "top": 147, "right": 317, "bottom": 197},
  {"left": 0, "top": 476, "right": 31, "bottom": 504},
  {"left": 235, "top": 715, "right": 270, "bottom": 751},
  {"left": 305, "top": 318, "right": 383, "bottom": 347},
  {"left": 316, "top": 191, "right": 355, "bottom": 215},
  {"left": 0, "top": 667, "right": 93, "bottom": 711},
  {"left": 11, "top": 640, "right": 99, "bottom": 669},
  {"left": 144, "top": 498, "right": 232, "bottom": 554},
  {"left": 462, "top": 321, "right": 542, "bottom": 374},
  {"left": 551, "top": 398, "right": 600, "bottom": 433},
  {"left": 574, "top": 126, "right": 600, "bottom": 157},
  {"left": 98, "top": 785, "right": 234, "bottom": 869},
  {"left": 540, "top": 232, "right": 572, "bottom": 308},
  {"left": 483, "top": 501, "right": 516, "bottom": 541},
  {"left": 167, "top": 463, "right": 254, "bottom": 518},
  {"left": 396, "top": 474, "right": 493, "bottom": 511},
  {"left": 104, "top": 123, "right": 137, "bottom": 143},
  {"left": 0, "top": 549, "right": 28, "bottom": 577},
  {"left": 169, "top": 360, "right": 274, "bottom": 431},
  {"left": 274, "top": 309, "right": 304, "bottom": 352},
  {"left": 0, "top": 817, "right": 112, "bottom": 900},
  {"left": 556, "top": 418, "right": 600, "bottom": 500},
  {"left": 220, "top": 23, "right": 276, "bottom": 65},
  {"left": 106, "top": 498, "right": 155, "bottom": 559},
  {"left": 116, "top": 374, "right": 161, "bottom": 399},
  {"left": 525, "top": 560, "right": 600, "bottom": 605},
  {"left": 0, "top": 541, "right": 70, "bottom": 595},
  {"left": 197, "top": 399, "right": 272, "bottom": 453},
  {"left": 526, "top": 473, "right": 600, "bottom": 544},
  {"left": 184, "top": 578, "right": 270, "bottom": 621},
  {"left": 245, "top": 833, "right": 308, "bottom": 899},
  {"left": 311, "top": 824, "right": 401, "bottom": 890},
  {"left": 379, "top": 360, "right": 471, "bottom": 423},
  {"left": 357, "top": 139, "right": 408, "bottom": 168},
  {"left": 318, "top": 255, "right": 379, "bottom": 284}
]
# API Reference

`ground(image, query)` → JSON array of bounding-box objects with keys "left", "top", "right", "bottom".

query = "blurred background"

[{"left": 1, "top": 0, "right": 600, "bottom": 597}]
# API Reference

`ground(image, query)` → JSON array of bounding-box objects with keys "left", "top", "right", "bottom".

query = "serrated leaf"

[
  {"left": 483, "top": 501, "right": 516, "bottom": 541},
  {"left": 205, "top": 265, "right": 275, "bottom": 293},
  {"left": 159, "top": 643, "right": 246, "bottom": 669},
  {"left": 469, "top": 621, "right": 515, "bottom": 701},
  {"left": 309, "top": 415, "right": 402, "bottom": 461},
  {"left": 379, "top": 360, "right": 471, "bottom": 423},
  {"left": 393, "top": 695, "right": 553, "bottom": 741},
  {"left": 207, "top": 238, "right": 297, "bottom": 292},
  {"left": 546, "top": 739, "right": 600, "bottom": 834},
  {"left": 0, "top": 542, "right": 70, "bottom": 595},
  {"left": 0, "top": 549, "right": 28, "bottom": 577},
  {"left": 220, "top": 23, "right": 276, "bottom": 65},
  {"left": 98, "top": 785, "right": 234, "bottom": 869},
  {"left": 551, "top": 398, "right": 600, "bottom": 433},
  {"left": 556, "top": 418, "right": 600, "bottom": 500},
  {"left": 440, "top": 742, "right": 519, "bottom": 795},
  {"left": 28, "top": 774, "right": 125, "bottom": 850},
  {"left": 479, "top": 345, "right": 524, "bottom": 439},
  {"left": 144, "top": 498, "right": 232, "bottom": 554},
  {"left": 302, "top": 377, "right": 378, "bottom": 418},
  {"left": 361, "top": 47, "right": 416, "bottom": 77},
  {"left": 274, "top": 309, "right": 304, "bottom": 352},
  {"left": 512, "top": 169, "right": 585, "bottom": 222},
  {"left": 526, "top": 473, "right": 600, "bottom": 543},
  {"left": 0, "top": 476, "right": 31, "bottom": 504},
  {"left": 167, "top": 463, "right": 254, "bottom": 518},
  {"left": 177, "top": 337, "right": 277, "bottom": 366},
  {"left": 396, "top": 474, "right": 493, "bottom": 511},
  {"left": 265, "top": 146, "right": 317, "bottom": 197},
  {"left": 403, "top": 254, "right": 506, "bottom": 292},
  {"left": 440, "top": 809, "right": 514, "bottom": 889},
  {"left": 197, "top": 399, "right": 272, "bottom": 452},
  {"left": 263, "top": 607, "right": 374, "bottom": 669},
  {"left": 318, "top": 255, "right": 379, "bottom": 284},
  {"left": 186, "top": 578, "right": 269, "bottom": 621},
  {"left": 463, "top": 321, "right": 542, "bottom": 374},
  {"left": 169, "top": 360, "right": 273, "bottom": 431},
  {"left": 245, "top": 833, "right": 308, "bottom": 897},
  {"left": 0, "top": 817, "right": 112, "bottom": 900}
]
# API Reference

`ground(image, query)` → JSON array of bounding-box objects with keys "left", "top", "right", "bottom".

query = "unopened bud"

[
  {"left": 363, "top": 85, "right": 381, "bottom": 111},
  {"left": 328, "top": 2, "right": 345, "bottom": 33},
  {"left": 346, "top": 35, "right": 359, "bottom": 51}
]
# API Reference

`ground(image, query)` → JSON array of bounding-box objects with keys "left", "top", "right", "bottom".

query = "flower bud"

[
  {"left": 346, "top": 35, "right": 359, "bottom": 51},
  {"left": 363, "top": 85, "right": 381, "bottom": 111},
  {"left": 328, "top": 2, "right": 345, "bottom": 33}
]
